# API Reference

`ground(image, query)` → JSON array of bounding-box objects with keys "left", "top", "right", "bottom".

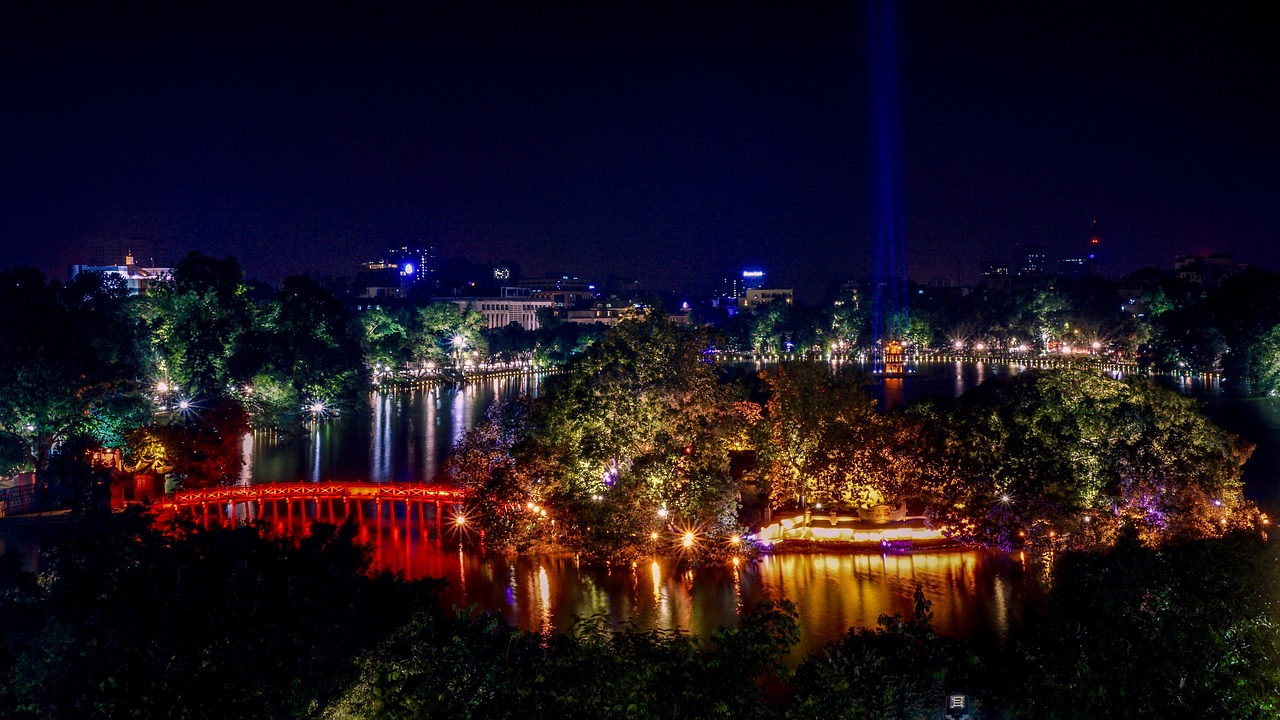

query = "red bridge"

[{"left": 166, "top": 481, "right": 466, "bottom": 529}]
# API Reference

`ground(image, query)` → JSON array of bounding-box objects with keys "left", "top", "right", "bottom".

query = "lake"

[{"left": 6, "top": 360, "right": 1274, "bottom": 658}]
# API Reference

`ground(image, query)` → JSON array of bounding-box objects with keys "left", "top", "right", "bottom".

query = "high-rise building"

[
  {"left": 1017, "top": 244, "right": 1047, "bottom": 275},
  {"left": 387, "top": 244, "right": 437, "bottom": 285}
]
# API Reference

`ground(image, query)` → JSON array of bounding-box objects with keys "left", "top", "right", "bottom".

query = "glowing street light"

[{"left": 682, "top": 531, "right": 695, "bottom": 549}]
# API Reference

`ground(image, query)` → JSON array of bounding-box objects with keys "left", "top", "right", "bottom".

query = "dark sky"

[{"left": 3, "top": 1, "right": 1277, "bottom": 300}]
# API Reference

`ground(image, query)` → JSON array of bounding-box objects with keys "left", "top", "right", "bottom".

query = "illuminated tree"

[
  {"left": 126, "top": 398, "right": 250, "bottom": 489},
  {"left": 756, "top": 362, "right": 894, "bottom": 510},
  {"left": 265, "top": 276, "right": 364, "bottom": 405},
  {"left": 359, "top": 305, "right": 408, "bottom": 371},
  {"left": 451, "top": 314, "right": 744, "bottom": 561},
  {"left": 923, "top": 368, "right": 1257, "bottom": 549},
  {"left": 0, "top": 269, "right": 148, "bottom": 478},
  {"left": 150, "top": 252, "right": 258, "bottom": 398}
]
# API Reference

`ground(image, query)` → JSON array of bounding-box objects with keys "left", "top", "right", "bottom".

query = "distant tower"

[
  {"left": 1086, "top": 220, "right": 1101, "bottom": 276},
  {"left": 868, "top": 0, "right": 910, "bottom": 372}
]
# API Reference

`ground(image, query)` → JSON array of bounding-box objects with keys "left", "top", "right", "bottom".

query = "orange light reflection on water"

[{"left": 302, "top": 516, "right": 1043, "bottom": 659}]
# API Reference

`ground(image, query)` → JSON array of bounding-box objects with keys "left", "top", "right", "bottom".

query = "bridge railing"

[{"left": 167, "top": 481, "right": 465, "bottom": 510}]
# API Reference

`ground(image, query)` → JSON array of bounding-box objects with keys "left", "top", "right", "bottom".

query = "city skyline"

[{"left": 3, "top": 3, "right": 1277, "bottom": 299}]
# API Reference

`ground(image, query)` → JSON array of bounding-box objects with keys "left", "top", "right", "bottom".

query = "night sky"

[{"left": 3, "top": 2, "right": 1277, "bottom": 300}]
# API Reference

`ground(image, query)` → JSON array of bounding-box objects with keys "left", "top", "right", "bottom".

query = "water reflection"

[
  {"left": 251, "top": 375, "right": 540, "bottom": 484},
  {"left": 355, "top": 512, "right": 1040, "bottom": 658}
]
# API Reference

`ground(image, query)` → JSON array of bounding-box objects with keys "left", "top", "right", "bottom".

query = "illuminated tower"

[
  {"left": 1086, "top": 220, "right": 1101, "bottom": 276},
  {"left": 868, "top": 0, "right": 910, "bottom": 372}
]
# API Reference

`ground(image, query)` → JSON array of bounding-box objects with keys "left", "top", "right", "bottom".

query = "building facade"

[
  {"left": 741, "top": 288, "right": 794, "bottom": 311},
  {"left": 448, "top": 297, "right": 554, "bottom": 331},
  {"left": 69, "top": 253, "right": 172, "bottom": 294}
]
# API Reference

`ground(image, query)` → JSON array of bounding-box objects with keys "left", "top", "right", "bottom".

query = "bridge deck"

[{"left": 168, "top": 481, "right": 463, "bottom": 509}]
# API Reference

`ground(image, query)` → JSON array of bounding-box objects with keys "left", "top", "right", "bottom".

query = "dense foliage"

[
  {"left": 916, "top": 368, "right": 1258, "bottom": 549},
  {"left": 449, "top": 313, "right": 749, "bottom": 562},
  {"left": 361, "top": 303, "right": 608, "bottom": 378},
  {"left": 0, "top": 269, "right": 149, "bottom": 478},
  {"left": 0, "top": 510, "right": 436, "bottom": 719},
  {"left": 747, "top": 362, "right": 1259, "bottom": 552},
  {"left": 453, "top": 322, "right": 1259, "bottom": 560}
]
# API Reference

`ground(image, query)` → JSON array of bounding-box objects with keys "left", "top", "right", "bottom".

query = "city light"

[{"left": 682, "top": 531, "right": 695, "bottom": 548}]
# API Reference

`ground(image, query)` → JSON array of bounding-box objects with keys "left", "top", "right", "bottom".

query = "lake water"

[
  {"left": 234, "top": 360, "right": 1279, "bottom": 655},
  {"left": 6, "top": 360, "right": 1274, "bottom": 657}
]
